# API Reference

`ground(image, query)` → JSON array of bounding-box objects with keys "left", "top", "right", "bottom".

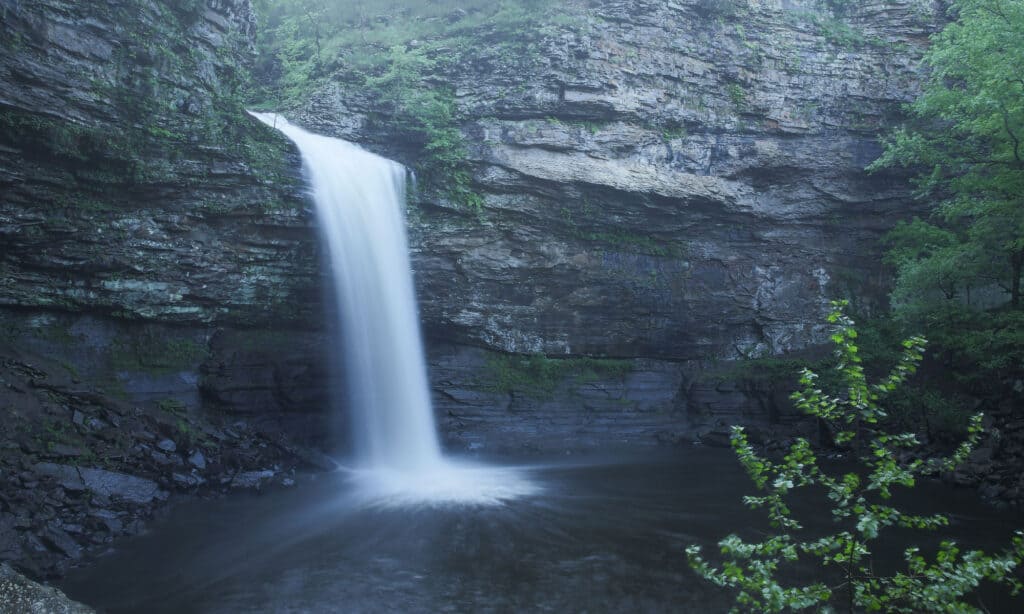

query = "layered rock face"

[
  {"left": 0, "top": 0, "right": 317, "bottom": 325},
  {"left": 290, "top": 0, "right": 936, "bottom": 447},
  {"left": 0, "top": 0, "right": 940, "bottom": 455},
  {"left": 0, "top": 0, "right": 328, "bottom": 428},
  {"left": 0, "top": 0, "right": 328, "bottom": 578}
]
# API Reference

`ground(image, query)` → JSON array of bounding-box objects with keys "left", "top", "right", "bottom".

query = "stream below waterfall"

[{"left": 60, "top": 448, "right": 1023, "bottom": 613}]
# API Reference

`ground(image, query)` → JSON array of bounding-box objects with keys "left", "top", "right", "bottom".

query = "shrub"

[{"left": 686, "top": 300, "right": 1024, "bottom": 612}]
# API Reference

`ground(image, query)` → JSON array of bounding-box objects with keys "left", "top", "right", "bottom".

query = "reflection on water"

[{"left": 61, "top": 449, "right": 1023, "bottom": 613}]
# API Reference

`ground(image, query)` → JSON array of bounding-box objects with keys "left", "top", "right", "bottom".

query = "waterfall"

[
  {"left": 249, "top": 112, "right": 440, "bottom": 471},
  {"left": 250, "top": 113, "right": 536, "bottom": 506}
]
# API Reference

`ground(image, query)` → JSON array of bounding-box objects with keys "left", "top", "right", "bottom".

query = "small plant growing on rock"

[
  {"left": 693, "top": 0, "right": 744, "bottom": 19},
  {"left": 686, "top": 300, "right": 1024, "bottom": 612}
]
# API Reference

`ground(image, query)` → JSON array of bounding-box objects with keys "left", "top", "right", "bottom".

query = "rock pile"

[{"left": 0, "top": 347, "right": 319, "bottom": 580}]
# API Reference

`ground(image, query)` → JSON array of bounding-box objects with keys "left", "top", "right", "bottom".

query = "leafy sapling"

[{"left": 686, "top": 300, "right": 1024, "bottom": 613}]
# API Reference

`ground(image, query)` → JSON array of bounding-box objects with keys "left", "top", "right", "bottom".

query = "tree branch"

[{"left": 999, "top": 103, "right": 1023, "bottom": 166}]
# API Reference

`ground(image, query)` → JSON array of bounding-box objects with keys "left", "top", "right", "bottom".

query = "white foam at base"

[{"left": 344, "top": 461, "right": 541, "bottom": 508}]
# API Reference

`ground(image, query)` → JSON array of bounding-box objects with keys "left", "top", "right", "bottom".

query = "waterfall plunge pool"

[
  {"left": 63, "top": 115, "right": 1015, "bottom": 612},
  {"left": 59, "top": 447, "right": 1023, "bottom": 613}
]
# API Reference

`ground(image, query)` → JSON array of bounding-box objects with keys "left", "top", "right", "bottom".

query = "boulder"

[
  {"left": 34, "top": 464, "right": 164, "bottom": 505},
  {"left": 0, "top": 563, "right": 94, "bottom": 613}
]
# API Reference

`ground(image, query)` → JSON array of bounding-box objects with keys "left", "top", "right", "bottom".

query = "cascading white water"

[
  {"left": 251, "top": 112, "right": 440, "bottom": 470},
  {"left": 250, "top": 112, "right": 537, "bottom": 506}
]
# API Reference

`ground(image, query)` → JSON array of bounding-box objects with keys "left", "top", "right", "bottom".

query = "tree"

[
  {"left": 870, "top": 0, "right": 1024, "bottom": 312},
  {"left": 686, "top": 301, "right": 1024, "bottom": 613}
]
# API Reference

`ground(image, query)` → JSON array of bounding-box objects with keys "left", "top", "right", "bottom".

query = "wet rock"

[
  {"left": 291, "top": 447, "right": 338, "bottom": 472},
  {"left": 33, "top": 465, "right": 88, "bottom": 494},
  {"left": 172, "top": 472, "right": 206, "bottom": 488},
  {"left": 150, "top": 451, "right": 175, "bottom": 466},
  {"left": 0, "top": 0, "right": 312, "bottom": 329},
  {"left": 187, "top": 450, "right": 207, "bottom": 470},
  {"left": 156, "top": 439, "right": 177, "bottom": 453},
  {"left": 230, "top": 470, "right": 275, "bottom": 489},
  {"left": 47, "top": 444, "right": 83, "bottom": 458},
  {"left": 34, "top": 464, "right": 164, "bottom": 505},
  {"left": 980, "top": 482, "right": 1006, "bottom": 500},
  {"left": 0, "top": 514, "right": 21, "bottom": 561},
  {"left": 88, "top": 510, "right": 123, "bottom": 534},
  {"left": 41, "top": 525, "right": 81, "bottom": 560},
  {"left": 0, "top": 563, "right": 94, "bottom": 613},
  {"left": 654, "top": 430, "right": 689, "bottom": 446},
  {"left": 697, "top": 430, "right": 733, "bottom": 448}
]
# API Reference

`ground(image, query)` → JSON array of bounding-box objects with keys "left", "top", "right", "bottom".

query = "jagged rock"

[
  {"left": 46, "top": 445, "right": 83, "bottom": 458},
  {"left": 0, "top": 515, "right": 20, "bottom": 561},
  {"left": 274, "top": 0, "right": 943, "bottom": 451},
  {"left": 230, "top": 470, "right": 275, "bottom": 489},
  {"left": 87, "top": 510, "right": 122, "bottom": 534},
  {"left": 41, "top": 526, "right": 81, "bottom": 560},
  {"left": 187, "top": 451, "right": 207, "bottom": 470},
  {"left": 0, "top": 563, "right": 94, "bottom": 613},
  {"left": 0, "top": 0, "right": 314, "bottom": 327},
  {"left": 150, "top": 451, "right": 175, "bottom": 466},
  {"left": 698, "top": 430, "right": 733, "bottom": 448},
  {"left": 34, "top": 464, "right": 164, "bottom": 505},
  {"left": 292, "top": 1, "right": 937, "bottom": 363},
  {"left": 171, "top": 472, "right": 206, "bottom": 488}
]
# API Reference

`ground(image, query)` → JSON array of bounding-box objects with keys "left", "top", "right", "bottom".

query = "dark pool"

[{"left": 60, "top": 448, "right": 1023, "bottom": 613}]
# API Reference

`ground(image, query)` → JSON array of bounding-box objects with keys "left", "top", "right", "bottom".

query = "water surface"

[{"left": 61, "top": 448, "right": 1023, "bottom": 613}]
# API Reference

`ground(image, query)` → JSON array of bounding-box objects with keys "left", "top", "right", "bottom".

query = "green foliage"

[
  {"left": 157, "top": 398, "right": 187, "bottom": 416},
  {"left": 869, "top": 0, "right": 1024, "bottom": 394},
  {"left": 251, "top": 0, "right": 576, "bottom": 210},
  {"left": 693, "top": 0, "right": 745, "bottom": 19},
  {"left": 727, "top": 83, "right": 746, "bottom": 108},
  {"left": 362, "top": 45, "right": 480, "bottom": 208},
  {"left": 481, "top": 353, "right": 633, "bottom": 398},
  {"left": 870, "top": 0, "right": 1024, "bottom": 313},
  {"left": 886, "top": 385, "right": 975, "bottom": 444},
  {"left": 111, "top": 332, "right": 209, "bottom": 376},
  {"left": 687, "top": 301, "right": 1024, "bottom": 612},
  {"left": 784, "top": 7, "right": 878, "bottom": 49},
  {"left": 661, "top": 124, "right": 688, "bottom": 141}
]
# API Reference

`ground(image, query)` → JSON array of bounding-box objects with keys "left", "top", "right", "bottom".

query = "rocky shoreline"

[{"left": 0, "top": 345, "right": 333, "bottom": 582}]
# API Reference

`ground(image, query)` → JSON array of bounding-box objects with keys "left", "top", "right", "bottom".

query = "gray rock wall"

[
  {"left": 289, "top": 0, "right": 937, "bottom": 449},
  {"left": 0, "top": 0, "right": 328, "bottom": 437},
  {"left": 0, "top": 0, "right": 317, "bottom": 326},
  {"left": 0, "top": 0, "right": 940, "bottom": 453}
]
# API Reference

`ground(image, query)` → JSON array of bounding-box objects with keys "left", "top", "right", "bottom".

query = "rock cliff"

[
  {"left": 0, "top": 0, "right": 325, "bottom": 579},
  {"left": 285, "top": 0, "right": 938, "bottom": 448},
  {"left": 0, "top": 0, "right": 940, "bottom": 465},
  {"left": 0, "top": 0, "right": 329, "bottom": 430}
]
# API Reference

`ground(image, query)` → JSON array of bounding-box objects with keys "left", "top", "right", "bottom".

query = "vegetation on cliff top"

[
  {"left": 249, "top": 0, "right": 575, "bottom": 209},
  {"left": 1, "top": 1, "right": 298, "bottom": 204}
]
